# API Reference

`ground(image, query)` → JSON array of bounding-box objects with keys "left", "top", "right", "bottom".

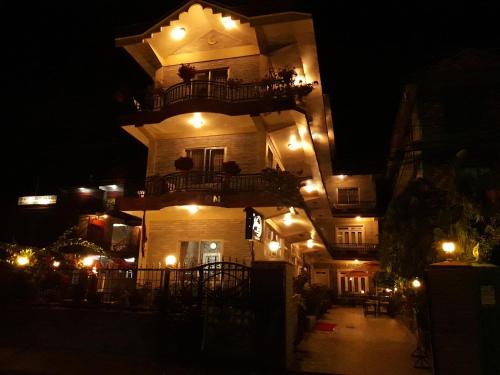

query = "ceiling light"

[
  {"left": 287, "top": 135, "right": 302, "bottom": 150},
  {"left": 338, "top": 175, "right": 346, "bottom": 180},
  {"left": 283, "top": 213, "right": 292, "bottom": 226},
  {"left": 124, "top": 257, "right": 136, "bottom": 263},
  {"left": 303, "top": 181, "right": 316, "bottom": 193},
  {"left": 355, "top": 216, "right": 362, "bottom": 221},
  {"left": 307, "top": 239, "right": 314, "bottom": 248},
  {"left": 222, "top": 17, "right": 236, "bottom": 29},
  {"left": 189, "top": 112, "right": 204, "bottom": 128},
  {"left": 165, "top": 255, "right": 177, "bottom": 266},
  {"left": 185, "top": 205, "right": 199, "bottom": 214},
  {"left": 171, "top": 27, "right": 186, "bottom": 40}
]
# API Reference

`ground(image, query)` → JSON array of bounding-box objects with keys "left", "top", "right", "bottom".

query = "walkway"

[{"left": 293, "top": 306, "right": 428, "bottom": 375}]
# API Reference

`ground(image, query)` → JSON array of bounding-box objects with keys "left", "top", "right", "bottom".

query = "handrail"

[{"left": 150, "top": 80, "right": 295, "bottom": 110}]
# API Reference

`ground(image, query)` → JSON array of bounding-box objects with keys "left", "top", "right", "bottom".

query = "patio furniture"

[{"left": 363, "top": 299, "right": 377, "bottom": 316}]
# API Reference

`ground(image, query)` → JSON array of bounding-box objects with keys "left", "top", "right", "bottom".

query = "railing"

[
  {"left": 332, "top": 201, "right": 377, "bottom": 211},
  {"left": 150, "top": 80, "right": 295, "bottom": 111},
  {"left": 331, "top": 243, "right": 379, "bottom": 259},
  {"left": 331, "top": 243, "right": 379, "bottom": 252},
  {"left": 145, "top": 171, "right": 300, "bottom": 197}
]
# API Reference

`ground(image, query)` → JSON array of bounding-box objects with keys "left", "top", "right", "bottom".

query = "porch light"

[
  {"left": 287, "top": 135, "right": 301, "bottom": 150},
  {"left": 209, "top": 242, "right": 217, "bottom": 250},
  {"left": 222, "top": 17, "right": 236, "bottom": 29},
  {"left": 189, "top": 112, "right": 204, "bottom": 128},
  {"left": 354, "top": 259, "right": 359, "bottom": 263},
  {"left": 82, "top": 256, "right": 95, "bottom": 267},
  {"left": 412, "top": 278, "right": 422, "bottom": 289},
  {"left": 338, "top": 175, "right": 346, "bottom": 180},
  {"left": 268, "top": 241, "right": 280, "bottom": 252},
  {"left": 307, "top": 239, "right": 314, "bottom": 249},
  {"left": 355, "top": 216, "right": 362, "bottom": 221},
  {"left": 171, "top": 27, "right": 186, "bottom": 40},
  {"left": 185, "top": 205, "right": 199, "bottom": 214},
  {"left": 283, "top": 213, "right": 292, "bottom": 226},
  {"left": 165, "top": 255, "right": 177, "bottom": 266},
  {"left": 441, "top": 241, "right": 456, "bottom": 254},
  {"left": 16, "top": 256, "right": 29, "bottom": 267},
  {"left": 53, "top": 260, "right": 60, "bottom": 268},
  {"left": 303, "top": 181, "right": 316, "bottom": 193},
  {"left": 124, "top": 257, "right": 136, "bottom": 263}
]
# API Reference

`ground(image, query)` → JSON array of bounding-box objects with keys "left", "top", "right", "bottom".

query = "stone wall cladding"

[
  {"left": 156, "top": 55, "right": 268, "bottom": 88},
  {"left": 151, "top": 132, "right": 265, "bottom": 175},
  {"left": 146, "top": 219, "right": 251, "bottom": 266}
]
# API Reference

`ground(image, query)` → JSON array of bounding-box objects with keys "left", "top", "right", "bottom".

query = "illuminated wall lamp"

[
  {"left": 283, "top": 213, "right": 292, "bottom": 226},
  {"left": 189, "top": 112, "right": 204, "bottom": 128},
  {"left": 306, "top": 239, "right": 314, "bottom": 248},
  {"left": 165, "top": 255, "right": 177, "bottom": 266},
  {"left": 287, "top": 135, "right": 301, "bottom": 150},
  {"left": 185, "top": 205, "right": 199, "bottom": 214},
  {"left": 303, "top": 181, "right": 316, "bottom": 193},
  {"left": 171, "top": 27, "right": 186, "bottom": 40},
  {"left": 268, "top": 241, "right": 280, "bottom": 252},
  {"left": 222, "top": 17, "right": 236, "bottom": 29}
]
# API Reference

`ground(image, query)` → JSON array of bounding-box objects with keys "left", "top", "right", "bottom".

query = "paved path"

[{"left": 293, "top": 306, "right": 429, "bottom": 375}]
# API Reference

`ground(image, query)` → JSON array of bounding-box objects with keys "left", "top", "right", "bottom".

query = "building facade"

[{"left": 115, "top": 1, "right": 381, "bottom": 292}]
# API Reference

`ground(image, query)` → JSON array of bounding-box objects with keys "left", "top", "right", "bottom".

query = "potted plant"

[
  {"left": 177, "top": 64, "right": 197, "bottom": 83},
  {"left": 227, "top": 78, "right": 243, "bottom": 88},
  {"left": 222, "top": 161, "right": 241, "bottom": 176},
  {"left": 277, "top": 66, "right": 297, "bottom": 86},
  {"left": 174, "top": 156, "right": 194, "bottom": 172}
]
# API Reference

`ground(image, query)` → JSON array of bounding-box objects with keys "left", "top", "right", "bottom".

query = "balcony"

[
  {"left": 120, "top": 80, "right": 303, "bottom": 125},
  {"left": 118, "top": 171, "right": 305, "bottom": 210},
  {"left": 332, "top": 201, "right": 378, "bottom": 216},
  {"left": 330, "top": 243, "right": 379, "bottom": 260}
]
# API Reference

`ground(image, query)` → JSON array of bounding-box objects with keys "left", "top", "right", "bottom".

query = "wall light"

[
  {"left": 287, "top": 135, "right": 301, "bottom": 150},
  {"left": 338, "top": 175, "right": 346, "bottom": 180},
  {"left": 124, "top": 257, "right": 136, "bottom": 263},
  {"left": 189, "top": 112, "right": 204, "bottom": 128},
  {"left": 303, "top": 181, "right": 316, "bottom": 193},
  {"left": 355, "top": 216, "right": 362, "bottom": 221},
  {"left": 171, "top": 27, "right": 186, "bottom": 40},
  {"left": 185, "top": 205, "right": 199, "bottom": 214},
  {"left": 441, "top": 241, "right": 456, "bottom": 254},
  {"left": 16, "top": 256, "right": 29, "bottom": 267},
  {"left": 165, "top": 255, "right": 177, "bottom": 266},
  {"left": 412, "top": 278, "right": 422, "bottom": 289},
  {"left": 53, "top": 260, "right": 61, "bottom": 268},
  {"left": 210, "top": 242, "right": 217, "bottom": 250},
  {"left": 268, "top": 241, "right": 280, "bottom": 252},
  {"left": 306, "top": 239, "right": 314, "bottom": 249},
  {"left": 222, "top": 17, "right": 236, "bottom": 29},
  {"left": 283, "top": 213, "right": 292, "bottom": 226},
  {"left": 82, "top": 256, "right": 95, "bottom": 267}
]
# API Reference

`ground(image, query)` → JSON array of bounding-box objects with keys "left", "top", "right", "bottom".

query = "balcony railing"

[
  {"left": 145, "top": 171, "right": 302, "bottom": 197},
  {"left": 149, "top": 80, "right": 296, "bottom": 111},
  {"left": 331, "top": 243, "right": 379, "bottom": 260}
]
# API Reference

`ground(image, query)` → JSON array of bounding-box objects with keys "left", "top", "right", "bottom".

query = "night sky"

[{"left": 1, "top": 1, "right": 498, "bottom": 241}]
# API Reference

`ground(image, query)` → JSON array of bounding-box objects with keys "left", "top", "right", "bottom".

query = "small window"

[
  {"left": 337, "top": 187, "right": 360, "bottom": 204},
  {"left": 267, "top": 147, "right": 274, "bottom": 168}
]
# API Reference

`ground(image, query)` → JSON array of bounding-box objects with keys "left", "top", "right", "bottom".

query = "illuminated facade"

[{"left": 115, "top": 1, "right": 380, "bottom": 291}]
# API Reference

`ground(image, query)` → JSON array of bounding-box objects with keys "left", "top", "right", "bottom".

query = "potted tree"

[
  {"left": 177, "top": 64, "right": 197, "bottom": 83},
  {"left": 174, "top": 156, "right": 194, "bottom": 172},
  {"left": 222, "top": 161, "right": 241, "bottom": 188}
]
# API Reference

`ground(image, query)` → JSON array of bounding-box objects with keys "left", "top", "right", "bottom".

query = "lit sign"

[
  {"left": 18, "top": 195, "right": 57, "bottom": 206},
  {"left": 245, "top": 207, "right": 263, "bottom": 241}
]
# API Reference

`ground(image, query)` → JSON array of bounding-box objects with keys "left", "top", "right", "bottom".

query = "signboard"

[
  {"left": 18, "top": 195, "right": 57, "bottom": 206},
  {"left": 245, "top": 207, "right": 263, "bottom": 241}
]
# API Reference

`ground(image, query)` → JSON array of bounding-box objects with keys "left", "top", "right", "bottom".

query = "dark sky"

[{"left": 1, "top": 0, "right": 498, "bottom": 240}]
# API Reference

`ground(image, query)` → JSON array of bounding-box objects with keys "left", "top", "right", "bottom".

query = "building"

[{"left": 115, "top": 1, "right": 381, "bottom": 292}]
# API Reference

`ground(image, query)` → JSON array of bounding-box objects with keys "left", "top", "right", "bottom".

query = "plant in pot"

[
  {"left": 177, "top": 64, "right": 197, "bottom": 83},
  {"left": 174, "top": 156, "right": 194, "bottom": 172},
  {"left": 222, "top": 161, "right": 241, "bottom": 188}
]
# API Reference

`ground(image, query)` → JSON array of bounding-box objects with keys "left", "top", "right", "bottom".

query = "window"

[
  {"left": 267, "top": 147, "right": 274, "bottom": 168},
  {"left": 192, "top": 68, "right": 228, "bottom": 98},
  {"left": 266, "top": 224, "right": 284, "bottom": 258},
  {"left": 339, "top": 271, "right": 369, "bottom": 295},
  {"left": 337, "top": 187, "right": 360, "bottom": 204},
  {"left": 179, "top": 240, "right": 222, "bottom": 266},
  {"left": 186, "top": 148, "right": 225, "bottom": 173},
  {"left": 336, "top": 226, "right": 364, "bottom": 245}
]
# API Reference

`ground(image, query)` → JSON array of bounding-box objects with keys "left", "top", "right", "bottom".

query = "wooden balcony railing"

[
  {"left": 149, "top": 80, "right": 295, "bottom": 111},
  {"left": 331, "top": 243, "right": 379, "bottom": 260},
  {"left": 145, "top": 171, "right": 302, "bottom": 198}
]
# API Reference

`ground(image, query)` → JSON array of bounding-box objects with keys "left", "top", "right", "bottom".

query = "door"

[
  {"left": 187, "top": 147, "right": 224, "bottom": 183},
  {"left": 313, "top": 269, "right": 330, "bottom": 287},
  {"left": 336, "top": 226, "right": 364, "bottom": 247},
  {"left": 210, "top": 69, "right": 228, "bottom": 99},
  {"left": 193, "top": 71, "right": 209, "bottom": 98}
]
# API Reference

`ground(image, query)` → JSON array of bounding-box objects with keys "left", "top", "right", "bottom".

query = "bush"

[
  {"left": 177, "top": 64, "right": 197, "bottom": 83},
  {"left": 222, "top": 161, "right": 241, "bottom": 176},
  {"left": 174, "top": 156, "right": 194, "bottom": 171}
]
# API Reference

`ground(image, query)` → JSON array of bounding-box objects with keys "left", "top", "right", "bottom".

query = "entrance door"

[{"left": 187, "top": 147, "right": 224, "bottom": 183}]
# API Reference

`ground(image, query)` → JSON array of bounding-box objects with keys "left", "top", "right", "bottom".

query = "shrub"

[
  {"left": 177, "top": 64, "right": 197, "bottom": 83},
  {"left": 222, "top": 161, "right": 241, "bottom": 176},
  {"left": 174, "top": 156, "right": 194, "bottom": 171}
]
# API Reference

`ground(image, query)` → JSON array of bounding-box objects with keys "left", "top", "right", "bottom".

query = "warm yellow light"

[
  {"left": 385, "top": 288, "right": 392, "bottom": 293},
  {"left": 165, "top": 255, "right": 177, "bottom": 266},
  {"left": 355, "top": 216, "right": 362, "bottom": 221},
  {"left": 338, "top": 175, "right": 346, "bottom": 180},
  {"left": 295, "top": 74, "right": 306, "bottom": 84},
  {"left": 289, "top": 207, "right": 296, "bottom": 215},
  {"left": 306, "top": 239, "right": 314, "bottom": 249},
  {"left": 303, "top": 181, "right": 316, "bottom": 193},
  {"left": 189, "top": 112, "right": 204, "bottom": 128},
  {"left": 287, "top": 135, "right": 302, "bottom": 150},
  {"left": 222, "top": 17, "right": 236, "bottom": 29},
  {"left": 101, "top": 214, "right": 108, "bottom": 219},
  {"left": 412, "top": 278, "right": 422, "bottom": 289},
  {"left": 16, "top": 256, "right": 29, "bottom": 266},
  {"left": 185, "top": 205, "right": 199, "bottom": 214},
  {"left": 283, "top": 213, "right": 292, "bottom": 226},
  {"left": 171, "top": 27, "right": 186, "bottom": 40},
  {"left": 53, "top": 260, "right": 61, "bottom": 268},
  {"left": 442, "top": 241, "right": 456, "bottom": 254},
  {"left": 361, "top": 290, "right": 365, "bottom": 294},
  {"left": 268, "top": 241, "right": 280, "bottom": 252},
  {"left": 82, "top": 256, "right": 94, "bottom": 267},
  {"left": 354, "top": 259, "right": 359, "bottom": 263},
  {"left": 210, "top": 242, "right": 217, "bottom": 250}
]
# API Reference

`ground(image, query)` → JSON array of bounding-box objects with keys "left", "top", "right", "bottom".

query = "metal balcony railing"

[
  {"left": 145, "top": 171, "right": 301, "bottom": 197},
  {"left": 331, "top": 243, "right": 379, "bottom": 252},
  {"left": 150, "top": 80, "right": 295, "bottom": 111}
]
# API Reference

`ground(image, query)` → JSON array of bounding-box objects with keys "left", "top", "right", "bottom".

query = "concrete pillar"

[{"left": 251, "top": 261, "right": 296, "bottom": 370}]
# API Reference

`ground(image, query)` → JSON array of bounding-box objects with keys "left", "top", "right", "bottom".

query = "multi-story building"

[{"left": 114, "top": 1, "right": 381, "bottom": 293}]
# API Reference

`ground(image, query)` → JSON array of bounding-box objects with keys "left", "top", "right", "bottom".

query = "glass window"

[{"left": 337, "top": 187, "right": 360, "bottom": 204}]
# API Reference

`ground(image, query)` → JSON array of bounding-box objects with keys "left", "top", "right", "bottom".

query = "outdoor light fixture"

[
  {"left": 189, "top": 112, "right": 204, "bottom": 128},
  {"left": 307, "top": 239, "right": 314, "bottom": 248},
  {"left": 165, "top": 255, "right": 177, "bottom": 266},
  {"left": 386, "top": 288, "right": 392, "bottom": 293},
  {"left": 185, "top": 205, "right": 199, "bottom": 214},
  {"left": 124, "top": 257, "right": 136, "bottom": 263},
  {"left": 287, "top": 135, "right": 301, "bottom": 150},
  {"left": 82, "top": 256, "right": 95, "bottom": 267},
  {"left": 283, "top": 213, "right": 292, "bottom": 226},
  {"left": 361, "top": 290, "right": 365, "bottom": 294},
  {"left": 113, "top": 223, "right": 127, "bottom": 227},
  {"left": 53, "top": 260, "right": 60, "bottom": 268},
  {"left": 210, "top": 242, "right": 217, "bottom": 250},
  {"left": 222, "top": 16, "right": 236, "bottom": 29},
  {"left": 338, "top": 175, "right": 346, "bottom": 180},
  {"left": 289, "top": 207, "right": 297, "bottom": 215},
  {"left": 354, "top": 259, "right": 359, "bottom": 263},
  {"left": 268, "top": 241, "right": 280, "bottom": 252},
  {"left": 355, "top": 216, "right": 362, "bottom": 221},
  {"left": 78, "top": 187, "right": 92, "bottom": 193},
  {"left": 16, "top": 256, "right": 29, "bottom": 266},
  {"left": 441, "top": 241, "right": 456, "bottom": 254},
  {"left": 171, "top": 27, "right": 186, "bottom": 40},
  {"left": 304, "top": 181, "right": 316, "bottom": 193},
  {"left": 412, "top": 278, "right": 422, "bottom": 289}
]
